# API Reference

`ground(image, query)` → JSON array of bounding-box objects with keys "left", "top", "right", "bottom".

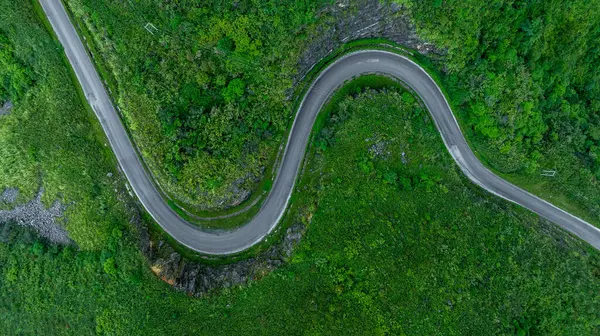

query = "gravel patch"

[
  {"left": 0, "top": 101, "right": 13, "bottom": 116},
  {"left": 0, "top": 188, "right": 72, "bottom": 245}
]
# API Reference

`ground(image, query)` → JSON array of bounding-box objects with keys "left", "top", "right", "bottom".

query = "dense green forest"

[
  {"left": 406, "top": 0, "right": 600, "bottom": 222},
  {"left": 65, "top": 0, "right": 331, "bottom": 211}
]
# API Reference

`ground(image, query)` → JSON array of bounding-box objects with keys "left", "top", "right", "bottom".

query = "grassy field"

[{"left": 0, "top": 0, "right": 133, "bottom": 250}]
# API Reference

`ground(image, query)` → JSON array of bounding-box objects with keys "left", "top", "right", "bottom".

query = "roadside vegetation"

[
  {"left": 64, "top": 0, "right": 331, "bottom": 212},
  {"left": 64, "top": 0, "right": 600, "bottom": 230},
  {"left": 2, "top": 58, "right": 600, "bottom": 333},
  {"left": 0, "top": 31, "right": 32, "bottom": 104}
]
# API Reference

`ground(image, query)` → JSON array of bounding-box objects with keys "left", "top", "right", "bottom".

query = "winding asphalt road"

[{"left": 40, "top": 0, "right": 600, "bottom": 254}]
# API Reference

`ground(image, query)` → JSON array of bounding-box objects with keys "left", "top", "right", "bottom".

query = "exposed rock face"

[
  {"left": 1, "top": 188, "right": 18, "bottom": 204},
  {"left": 293, "top": 0, "right": 439, "bottom": 90},
  {"left": 146, "top": 223, "right": 305, "bottom": 296}
]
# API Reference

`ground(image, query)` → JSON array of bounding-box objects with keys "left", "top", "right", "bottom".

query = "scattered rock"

[
  {"left": 0, "top": 101, "right": 13, "bottom": 116},
  {"left": 1, "top": 188, "right": 19, "bottom": 204},
  {"left": 0, "top": 188, "right": 72, "bottom": 245},
  {"left": 401, "top": 151, "right": 408, "bottom": 165},
  {"left": 368, "top": 139, "right": 391, "bottom": 159}
]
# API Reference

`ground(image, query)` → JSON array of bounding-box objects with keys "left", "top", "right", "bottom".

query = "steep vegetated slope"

[{"left": 1, "top": 1, "right": 600, "bottom": 334}]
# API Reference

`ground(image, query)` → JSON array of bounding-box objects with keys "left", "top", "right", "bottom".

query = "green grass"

[
  {"left": 119, "top": 40, "right": 410, "bottom": 231},
  {"left": 495, "top": 171, "right": 600, "bottom": 226},
  {"left": 389, "top": 47, "right": 600, "bottom": 228},
  {"left": 35, "top": 0, "right": 600, "bottom": 254},
  {"left": 325, "top": 38, "right": 600, "bottom": 231},
  {"left": 60, "top": 0, "right": 335, "bottom": 229},
  {"left": 403, "top": 0, "right": 600, "bottom": 229},
  {"left": 59, "top": 0, "right": 600, "bottom": 240},
  {"left": 32, "top": 0, "right": 119, "bottom": 173},
  {"left": 59, "top": 0, "right": 415, "bottom": 223},
  {"left": 429, "top": 60, "right": 600, "bottom": 228},
  {"left": 161, "top": 38, "right": 414, "bottom": 230},
  {"left": 175, "top": 42, "right": 411, "bottom": 230}
]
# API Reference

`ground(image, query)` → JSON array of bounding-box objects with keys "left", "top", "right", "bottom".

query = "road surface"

[{"left": 40, "top": 0, "right": 600, "bottom": 254}]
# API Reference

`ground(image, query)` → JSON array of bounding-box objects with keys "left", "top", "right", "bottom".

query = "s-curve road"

[{"left": 40, "top": 0, "right": 600, "bottom": 254}]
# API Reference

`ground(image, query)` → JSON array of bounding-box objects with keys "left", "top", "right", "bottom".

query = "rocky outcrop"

[
  {"left": 0, "top": 188, "right": 18, "bottom": 204},
  {"left": 146, "top": 223, "right": 305, "bottom": 296}
]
